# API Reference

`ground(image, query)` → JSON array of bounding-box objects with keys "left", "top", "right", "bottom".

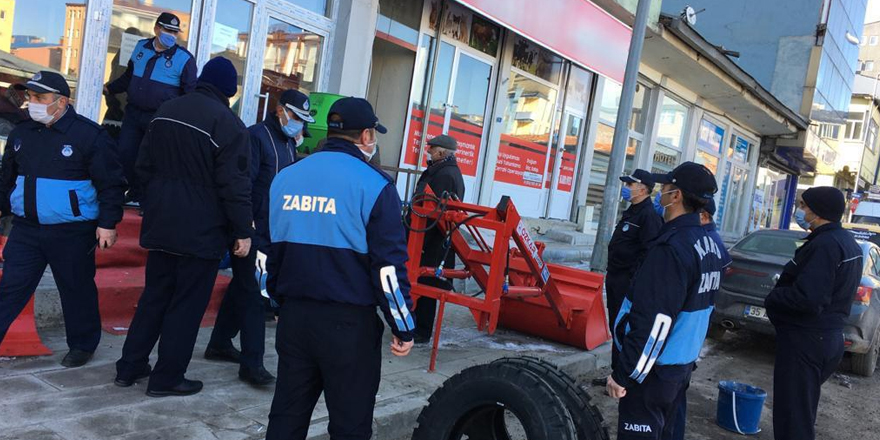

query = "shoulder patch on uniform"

[
  {"left": 13, "top": 138, "right": 21, "bottom": 151},
  {"left": 61, "top": 145, "right": 73, "bottom": 157}
]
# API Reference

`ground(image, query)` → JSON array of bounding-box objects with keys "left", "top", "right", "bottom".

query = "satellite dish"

[
  {"left": 683, "top": 6, "right": 698, "bottom": 26},
  {"left": 846, "top": 31, "right": 861, "bottom": 46}
]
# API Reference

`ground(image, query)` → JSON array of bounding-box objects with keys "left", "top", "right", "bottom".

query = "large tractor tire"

[
  {"left": 411, "top": 362, "right": 577, "bottom": 440},
  {"left": 491, "top": 357, "right": 610, "bottom": 440}
]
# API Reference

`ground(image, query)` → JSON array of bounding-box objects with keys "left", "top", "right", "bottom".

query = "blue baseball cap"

[
  {"left": 327, "top": 97, "right": 387, "bottom": 134},
  {"left": 652, "top": 162, "right": 718, "bottom": 200},
  {"left": 14, "top": 71, "right": 70, "bottom": 97},
  {"left": 619, "top": 169, "right": 655, "bottom": 189}
]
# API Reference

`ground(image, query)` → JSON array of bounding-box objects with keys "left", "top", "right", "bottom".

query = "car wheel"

[
  {"left": 707, "top": 323, "right": 727, "bottom": 340},
  {"left": 852, "top": 328, "right": 880, "bottom": 377}
]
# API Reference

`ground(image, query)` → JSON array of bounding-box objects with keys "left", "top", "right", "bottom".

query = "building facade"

[
  {"left": 0, "top": 0, "right": 812, "bottom": 240},
  {"left": 663, "top": 0, "right": 868, "bottom": 228}
]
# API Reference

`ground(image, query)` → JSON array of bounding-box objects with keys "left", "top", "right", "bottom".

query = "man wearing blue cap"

[
  {"left": 607, "top": 162, "right": 723, "bottom": 440},
  {"left": 104, "top": 12, "right": 197, "bottom": 206},
  {"left": 600, "top": 169, "right": 662, "bottom": 380},
  {"left": 699, "top": 199, "right": 731, "bottom": 270},
  {"left": 204, "top": 89, "right": 315, "bottom": 386},
  {"left": 265, "top": 97, "right": 414, "bottom": 439},
  {"left": 0, "top": 71, "right": 126, "bottom": 368},
  {"left": 115, "top": 57, "right": 253, "bottom": 397},
  {"left": 766, "top": 186, "right": 861, "bottom": 440}
]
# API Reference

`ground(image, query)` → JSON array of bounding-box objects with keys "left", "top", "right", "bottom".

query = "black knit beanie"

[{"left": 802, "top": 186, "right": 845, "bottom": 222}]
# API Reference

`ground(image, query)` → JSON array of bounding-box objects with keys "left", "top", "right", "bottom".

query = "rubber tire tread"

[
  {"left": 411, "top": 362, "right": 577, "bottom": 440},
  {"left": 852, "top": 325, "right": 880, "bottom": 377},
  {"left": 491, "top": 356, "right": 610, "bottom": 440}
]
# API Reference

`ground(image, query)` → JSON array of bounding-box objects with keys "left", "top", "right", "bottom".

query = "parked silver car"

[{"left": 710, "top": 229, "right": 880, "bottom": 376}]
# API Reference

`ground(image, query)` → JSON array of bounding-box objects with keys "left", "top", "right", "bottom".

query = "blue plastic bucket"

[{"left": 716, "top": 381, "right": 766, "bottom": 435}]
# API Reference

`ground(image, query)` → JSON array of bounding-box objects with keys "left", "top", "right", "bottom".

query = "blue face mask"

[
  {"left": 158, "top": 31, "right": 176, "bottom": 49},
  {"left": 621, "top": 186, "right": 632, "bottom": 202},
  {"left": 281, "top": 113, "right": 304, "bottom": 138},
  {"left": 794, "top": 208, "right": 811, "bottom": 230},
  {"left": 653, "top": 192, "right": 664, "bottom": 216}
]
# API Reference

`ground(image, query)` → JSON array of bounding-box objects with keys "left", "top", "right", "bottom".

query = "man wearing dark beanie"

[
  {"left": 115, "top": 56, "right": 253, "bottom": 397},
  {"left": 765, "top": 186, "right": 861, "bottom": 440}
]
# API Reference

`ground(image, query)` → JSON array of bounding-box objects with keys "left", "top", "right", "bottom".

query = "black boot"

[
  {"left": 239, "top": 366, "right": 276, "bottom": 386},
  {"left": 61, "top": 349, "right": 93, "bottom": 368},
  {"left": 204, "top": 345, "right": 241, "bottom": 363}
]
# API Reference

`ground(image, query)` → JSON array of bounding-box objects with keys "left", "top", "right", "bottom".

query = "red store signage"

[{"left": 456, "top": 0, "right": 631, "bottom": 82}]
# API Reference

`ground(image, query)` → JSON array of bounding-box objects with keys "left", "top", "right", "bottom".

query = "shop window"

[
  {"left": 651, "top": 144, "right": 681, "bottom": 175},
  {"left": 256, "top": 19, "right": 324, "bottom": 122},
  {"left": 585, "top": 123, "right": 638, "bottom": 221},
  {"left": 210, "top": 0, "right": 254, "bottom": 116},
  {"left": 99, "top": 0, "right": 195, "bottom": 126},
  {"left": 510, "top": 35, "right": 562, "bottom": 85},
  {"left": 868, "top": 119, "right": 879, "bottom": 153},
  {"left": 598, "top": 80, "right": 622, "bottom": 124},
  {"left": 281, "top": 0, "right": 329, "bottom": 17},
  {"left": 1, "top": 1, "right": 87, "bottom": 141},
  {"left": 429, "top": 0, "right": 500, "bottom": 58},
  {"left": 728, "top": 135, "right": 752, "bottom": 163},
  {"left": 376, "top": 0, "right": 422, "bottom": 48}
]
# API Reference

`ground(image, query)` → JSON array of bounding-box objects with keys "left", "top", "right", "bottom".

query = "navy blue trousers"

[
  {"left": 208, "top": 246, "right": 266, "bottom": 370},
  {"left": 118, "top": 105, "right": 153, "bottom": 200},
  {"left": 266, "top": 300, "right": 383, "bottom": 440},
  {"left": 617, "top": 365, "right": 691, "bottom": 440},
  {"left": 772, "top": 328, "right": 843, "bottom": 440},
  {"left": 0, "top": 222, "right": 100, "bottom": 352},
  {"left": 116, "top": 251, "right": 219, "bottom": 390}
]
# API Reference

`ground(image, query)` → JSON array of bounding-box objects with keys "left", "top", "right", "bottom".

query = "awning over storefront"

[
  {"left": 773, "top": 146, "right": 818, "bottom": 175},
  {"left": 642, "top": 14, "right": 809, "bottom": 137},
  {"left": 454, "top": 0, "right": 631, "bottom": 82}
]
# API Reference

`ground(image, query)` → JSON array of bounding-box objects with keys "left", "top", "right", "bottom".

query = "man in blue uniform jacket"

[
  {"left": 104, "top": 12, "right": 197, "bottom": 204},
  {"left": 699, "top": 198, "right": 731, "bottom": 269},
  {"left": 0, "top": 71, "right": 125, "bottom": 368},
  {"left": 204, "top": 89, "right": 315, "bottom": 386},
  {"left": 766, "top": 186, "right": 861, "bottom": 440},
  {"left": 265, "top": 97, "right": 414, "bottom": 440},
  {"left": 608, "top": 162, "right": 722, "bottom": 440}
]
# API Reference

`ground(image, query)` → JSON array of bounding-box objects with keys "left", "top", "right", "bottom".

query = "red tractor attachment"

[{"left": 406, "top": 191, "right": 609, "bottom": 372}]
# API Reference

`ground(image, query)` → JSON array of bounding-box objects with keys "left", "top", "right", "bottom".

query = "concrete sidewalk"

[{"left": 0, "top": 304, "right": 611, "bottom": 440}]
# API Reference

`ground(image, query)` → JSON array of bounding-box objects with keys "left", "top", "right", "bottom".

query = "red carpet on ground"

[{"left": 96, "top": 209, "right": 230, "bottom": 335}]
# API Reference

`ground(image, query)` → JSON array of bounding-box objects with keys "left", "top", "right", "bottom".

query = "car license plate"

[{"left": 744, "top": 305, "right": 768, "bottom": 320}]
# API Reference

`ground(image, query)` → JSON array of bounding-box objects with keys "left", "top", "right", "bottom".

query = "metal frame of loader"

[{"left": 406, "top": 190, "right": 610, "bottom": 372}]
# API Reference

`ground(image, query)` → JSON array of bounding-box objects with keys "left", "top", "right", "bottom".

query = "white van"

[{"left": 853, "top": 198, "right": 880, "bottom": 225}]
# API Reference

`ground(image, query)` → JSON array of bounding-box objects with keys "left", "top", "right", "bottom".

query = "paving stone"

[{"left": 0, "top": 424, "right": 65, "bottom": 440}]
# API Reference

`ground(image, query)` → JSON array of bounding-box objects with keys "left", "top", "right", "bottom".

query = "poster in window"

[
  {"left": 732, "top": 136, "right": 750, "bottom": 162},
  {"left": 511, "top": 37, "right": 561, "bottom": 83},
  {"left": 469, "top": 15, "right": 499, "bottom": 56},
  {"left": 697, "top": 119, "right": 724, "bottom": 154},
  {"left": 429, "top": 0, "right": 471, "bottom": 45}
]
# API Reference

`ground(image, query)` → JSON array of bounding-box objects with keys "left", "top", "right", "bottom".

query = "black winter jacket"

[
  {"left": 766, "top": 222, "right": 862, "bottom": 331},
  {"left": 249, "top": 115, "right": 297, "bottom": 253},
  {"left": 414, "top": 156, "right": 465, "bottom": 268},
  {"left": 136, "top": 82, "right": 253, "bottom": 259}
]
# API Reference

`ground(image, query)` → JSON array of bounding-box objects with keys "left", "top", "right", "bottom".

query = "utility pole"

[{"left": 589, "top": 0, "right": 653, "bottom": 272}]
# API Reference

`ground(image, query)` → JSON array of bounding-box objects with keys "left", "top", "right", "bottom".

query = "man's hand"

[
  {"left": 391, "top": 336, "right": 414, "bottom": 357},
  {"left": 96, "top": 227, "right": 117, "bottom": 249},
  {"left": 606, "top": 375, "right": 627, "bottom": 399},
  {"left": 103, "top": 85, "right": 110, "bottom": 95},
  {"left": 233, "top": 238, "right": 251, "bottom": 257}
]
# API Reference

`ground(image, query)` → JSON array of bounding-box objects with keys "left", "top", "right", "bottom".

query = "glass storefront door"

[
  {"left": 209, "top": 0, "right": 254, "bottom": 115},
  {"left": 99, "top": 0, "right": 197, "bottom": 131},
  {"left": 399, "top": 35, "right": 494, "bottom": 203},
  {"left": 255, "top": 16, "right": 324, "bottom": 123},
  {"left": 546, "top": 112, "right": 584, "bottom": 219}
]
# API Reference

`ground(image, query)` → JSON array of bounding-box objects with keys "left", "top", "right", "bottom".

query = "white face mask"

[
  {"left": 659, "top": 189, "right": 679, "bottom": 221},
  {"left": 28, "top": 98, "right": 61, "bottom": 125},
  {"left": 356, "top": 132, "right": 378, "bottom": 161}
]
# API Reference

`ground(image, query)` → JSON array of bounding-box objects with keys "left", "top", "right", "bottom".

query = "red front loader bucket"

[{"left": 499, "top": 263, "right": 609, "bottom": 350}]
